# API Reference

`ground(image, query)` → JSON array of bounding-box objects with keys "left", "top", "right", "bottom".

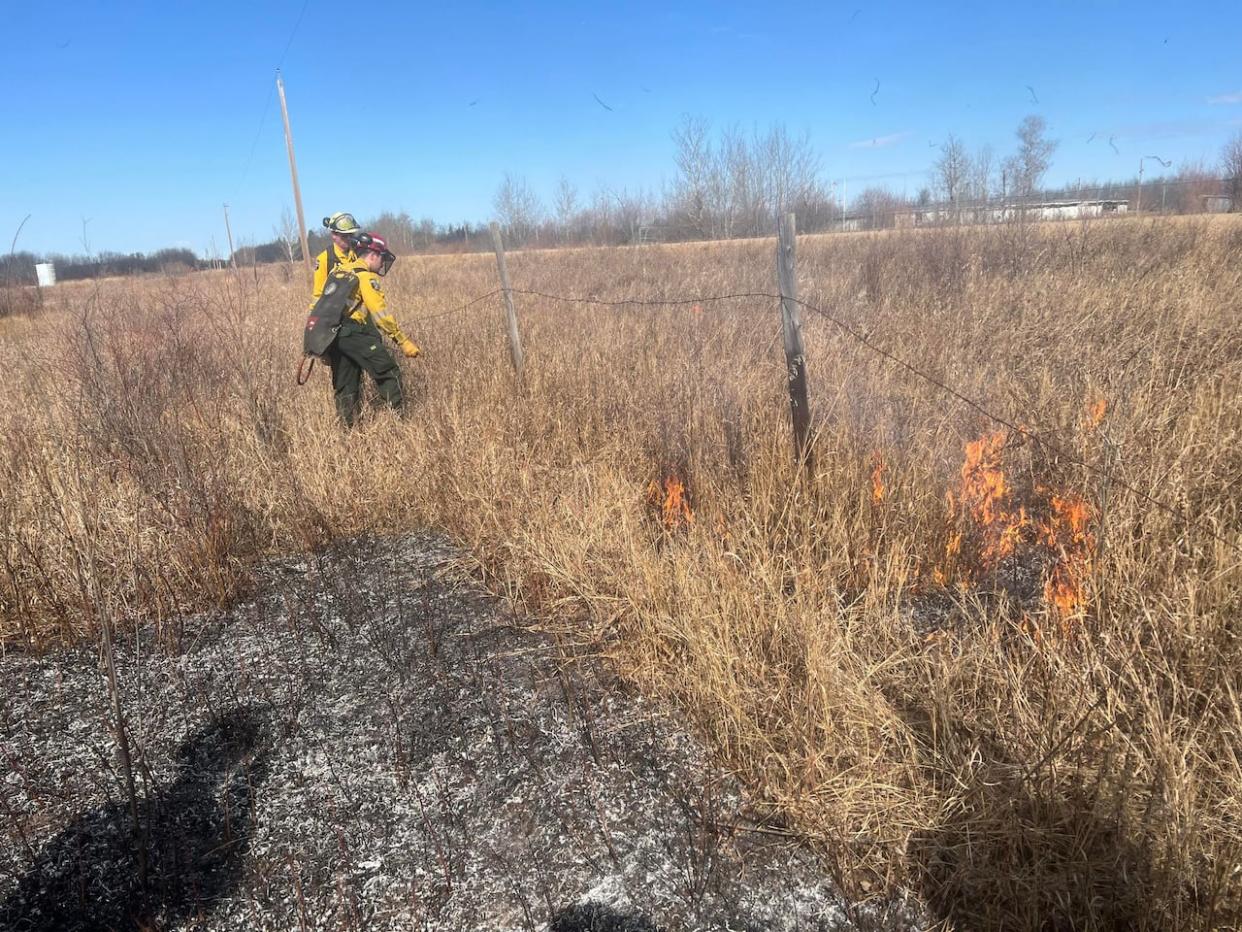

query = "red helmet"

[{"left": 356, "top": 232, "right": 396, "bottom": 275}]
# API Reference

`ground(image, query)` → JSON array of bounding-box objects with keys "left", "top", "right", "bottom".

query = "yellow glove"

[{"left": 400, "top": 339, "right": 420, "bottom": 358}]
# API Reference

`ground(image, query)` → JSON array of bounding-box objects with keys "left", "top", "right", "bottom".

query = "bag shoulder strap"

[{"left": 328, "top": 270, "right": 360, "bottom": 314}]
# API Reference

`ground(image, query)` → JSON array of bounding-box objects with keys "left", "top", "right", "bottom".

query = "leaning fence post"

[
  {"left": 489, "top": 222, "right": 525, "bottom": 381},
  {"left": 777, "top": 212, "right": 813, "bottom": 473}
]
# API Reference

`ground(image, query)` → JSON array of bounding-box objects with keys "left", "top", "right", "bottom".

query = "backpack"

[{"left": 303, "top": 270, "right": 359, "bottom": 357}]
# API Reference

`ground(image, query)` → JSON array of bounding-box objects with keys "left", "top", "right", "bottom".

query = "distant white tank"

[{"left": 35, "top": 262, "right": 56, "bottom": 288}]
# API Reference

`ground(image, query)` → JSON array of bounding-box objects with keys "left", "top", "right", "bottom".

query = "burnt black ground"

[
  {"left": 0, "top": 534, "right": 918, "bottom": 930},
  {"left": 2, "top": 707, "right": 267, "bottom": 931}
]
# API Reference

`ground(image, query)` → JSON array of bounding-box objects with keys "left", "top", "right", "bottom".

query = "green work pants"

[{"left": 325, "top": 320, "right": 403, "bottom": 427}]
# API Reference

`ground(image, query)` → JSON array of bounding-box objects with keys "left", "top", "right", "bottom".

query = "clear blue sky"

[{"left": 5, "top": 0, "right": 1240, "bottom": 257}]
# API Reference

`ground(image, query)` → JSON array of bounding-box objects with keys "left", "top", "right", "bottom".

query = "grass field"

[{"left": 2, "top": 215, "right": 1240, "bottom": 929}]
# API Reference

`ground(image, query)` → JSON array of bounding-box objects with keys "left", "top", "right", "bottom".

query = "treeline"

[
  {"left": 0, "top": 247, "right": 204, "bottom": 286},
  {"left": 489, "top": 120, "right": 840, "bottom": 247}
]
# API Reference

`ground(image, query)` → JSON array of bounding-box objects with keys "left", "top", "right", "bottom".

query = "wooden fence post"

[
  {"left": 777, "top": 212, "right": 813, "bottom": 472},
  {"left": 489, "top": 222, "right": 525, "bottom": 381}
]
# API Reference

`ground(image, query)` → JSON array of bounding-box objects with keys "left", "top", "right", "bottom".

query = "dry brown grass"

[{"left": 2, "top": 216, "right": 1240, "bottom": 929}]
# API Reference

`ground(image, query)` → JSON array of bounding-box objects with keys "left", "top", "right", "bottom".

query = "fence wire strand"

[{"left": 413, "top": 288, "right": 501, "bottom": 323}]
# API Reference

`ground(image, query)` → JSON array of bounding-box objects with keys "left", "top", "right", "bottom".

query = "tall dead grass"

[{"left": 2, "top": 217, "right": 1240, "bottom": 928}]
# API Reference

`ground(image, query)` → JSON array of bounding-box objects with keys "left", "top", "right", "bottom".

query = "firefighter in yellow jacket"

[
  {"left": 309, "top": 211, "right": 362, "bottom": 307},
  {"left": 325, "top": 232, "right": 420, "bottom": 426}
]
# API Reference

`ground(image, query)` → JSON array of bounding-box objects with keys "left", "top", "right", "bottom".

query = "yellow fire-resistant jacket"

[
  {"left": 308, "top": 242, "right": 357, "bottom": 308},
  {"left": 339, "top": 258, "right": 411, "bottom": 346}
]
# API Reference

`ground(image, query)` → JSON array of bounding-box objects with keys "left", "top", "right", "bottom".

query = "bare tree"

[
  {"left": 1003, "top": 115, "right": 1058, "bottom": 198},
  {"left": 670, "top": 116, "right": 719, "bottom": 238},
  {"left": 1221, "top": 131, "right": 1242, "bottom": 210},
  {"left": 415, "top": 217, "right": 437, "bottom": 250},
  {"left": 493, "top": 173, "right": 543, "bottom": 246},
  {"left": 851, "top": 187, "right": 909, "bottom": 229},
  {"left": 760, "top": 124, "right": 825, "bottom": 231},
  {"left": 970, "top": 145, "right": 994, "bottom": 203},
  {"left": 365, "top": 211, "right": 419, "bottom": 252},
  {"left": 274, "top": 207, "right": 299, "bottom": 262},
  {"left": 933, "top": 135, "right": 971, "bottom": 211},
  {"left": 1147, "top": 160, "right": 1214, "bottom": 214},
  {"left": 599, "top": 187, "right": 656, "bottom": 244},
  {"left": 553, "top": 176, "right": 579, "bottom": 243},
  {"left": 578, "top": 186, "right": 607, "bottom": 244},
  {"left": 720, "top": 126, "right": 756, "bottom": 238},
  {"left": 670, "top": 117, "right": 828, "bottom": 239}
]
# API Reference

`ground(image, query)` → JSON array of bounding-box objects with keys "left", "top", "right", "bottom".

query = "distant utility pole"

[
  {"left": 1136, "top": 155, "right": 1171, "bottom": 215},
  {"left": 276, "top": 70, "right": 313, "bottom": 286},
  {"left": 222, "top": 203, "right": 237, "bottom": 269}
]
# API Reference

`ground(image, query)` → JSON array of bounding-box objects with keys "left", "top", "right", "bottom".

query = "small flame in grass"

[
  {"left": 938, "top": 430, "right": 1098, "bottom": 633},
  {"left": 1084, "top": 398, "right": 1108, "bottom": 430},
  {"left": 691, "top": 303, "right": 704, "bottom": 320},
  {"left": 1042, "top": 493, "right": 1095, "bottom": 628},
  {"left": 647, "top": 474, "right": 695, "bottom": 531},
  {"left": 870, "top": 452, "right": 886, "bottom": 505},
  {"left": 955, "top": 431, "right": 1030, "bottom": 567}
]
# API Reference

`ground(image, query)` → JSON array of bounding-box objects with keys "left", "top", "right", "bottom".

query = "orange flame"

[
  {"left": 954, "top": 431, "right": 1030, "bottom": 566},
  {"left": 1041, "top": 493, "right": 1094, "bottom": 627},
  {"left": 938, "top": 431, "right": 1097, "bottom": 632},
  {"left": 1084, "top": 398, "right": 1108, "bottom": 430},
  {"left": 647, "top": 475, "right": 694, "bottom": 531},
  {"left": 870, "top": 452, "right": 886, "bottom": 504}
]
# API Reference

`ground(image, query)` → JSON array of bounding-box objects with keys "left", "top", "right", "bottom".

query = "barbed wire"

[
  {"left": 412, "top": 288, "right": 501, "bottom": 323},
  {"left": 508, "top": 288, "right": 774, "bottom": 309},
  {"left": 418, "top": 283, "right": 1239, "bottom": 556}
]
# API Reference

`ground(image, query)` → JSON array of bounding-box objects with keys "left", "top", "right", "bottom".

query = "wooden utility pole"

[
  {"left": 222, "top": 203, "right": 237, "bottom": 269},
  {"left": 1136, "top": 156, "right": 1169, "bottom": 215},
  {"left": 489, "top": 222, "right": 525, "bottom": 381},
  {"left": 777, "top": 212, "right": 813, "bottom": 472},
  {"left": 276, "top": 70, "right": 313, "bottom": 286}
]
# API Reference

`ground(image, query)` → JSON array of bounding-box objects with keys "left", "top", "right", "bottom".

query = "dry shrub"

[{"left": 1, "top": 217, "right": 1239, "bottom": 928}]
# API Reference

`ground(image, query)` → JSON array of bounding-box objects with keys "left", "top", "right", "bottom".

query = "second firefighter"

[{"left": 326, "top": 233, "right": 420, "bottom": 426}]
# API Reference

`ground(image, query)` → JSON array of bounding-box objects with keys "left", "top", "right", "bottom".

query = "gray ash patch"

[
  {"left": 903, "top": 550, "right": 1054, "bottom": 645},
  {"left": 1, "top": 534, "right": 918, "bottom": 930}
]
